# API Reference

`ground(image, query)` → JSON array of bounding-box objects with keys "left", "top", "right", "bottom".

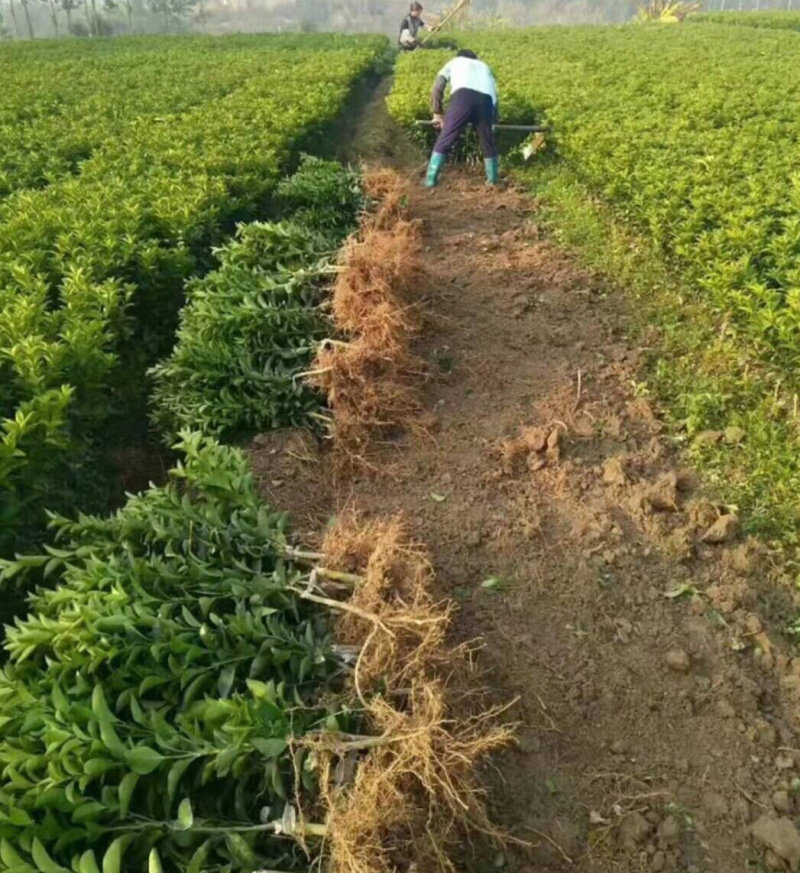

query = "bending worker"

[
  {"left": 425, "top": 49, "right": 500, "bottom": 188},
  {"left": 398, "top": 2, "right": 425, "bottom": 51}
]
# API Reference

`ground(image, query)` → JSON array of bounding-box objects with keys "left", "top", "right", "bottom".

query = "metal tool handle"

[{"left": 414, "top": 120, "right": 550, "bottom": 133}]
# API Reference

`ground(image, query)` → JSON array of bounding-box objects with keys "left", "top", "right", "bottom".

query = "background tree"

[
  {"left": 149, "top": 0, "right": 196, "bottom": 29},
  {"left": 19, "top": 0, "right": 34, "bottom": 36},
  {"left": 82, "top": 0, "right": 113, "bottom": 35},
  {"left": 44, "top": 0, "right": 60, "bottom": 35},
  {"left": 6, "top": 0, "right": 20, "bottom": 34},
  {"left": 60, "top": 0, "right": 80, "bottom": 31},
  {"left": 194, "top": 0, "right": 208, "bottom": 29}
]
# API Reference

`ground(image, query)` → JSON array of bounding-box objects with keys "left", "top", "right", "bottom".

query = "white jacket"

[{"left": 434, "top": 57, "right": 498, "bottom": 107}]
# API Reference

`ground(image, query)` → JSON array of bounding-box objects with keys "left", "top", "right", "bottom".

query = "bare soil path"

[{"left": 252, "top": 92, "right": 800, "bottom": 873}]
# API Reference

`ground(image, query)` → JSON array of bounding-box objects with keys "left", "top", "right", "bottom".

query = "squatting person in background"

[
  {"left": 425, "top": 49, "right": 500, "bottom": 188},
  {"left": 398, "top": 2, "right": 425, "bottom": 51}
]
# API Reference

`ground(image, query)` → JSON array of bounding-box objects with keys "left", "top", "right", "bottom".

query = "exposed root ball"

[
  {"left": 311, "top": 338, "right": 424, "bottom": 452},
  {"left": 362, "top": 168, "right": 412, "bottom": 231},
  {"left": 332, "top": 221, "right": 422, "bottom": 336},
  {"left": 309, "top": 169, "right": 426, "bottom": 459},
  {"left": 310, "top": 514, "right": 517, "bottom": 873}
]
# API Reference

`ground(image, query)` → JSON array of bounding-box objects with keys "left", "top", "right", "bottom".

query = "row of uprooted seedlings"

[
  {"left": 308, "top": 168, "right": 427, "bottom": 461},
  {"left": 150, "top": 159, "right": 427, "bottom": 464}
]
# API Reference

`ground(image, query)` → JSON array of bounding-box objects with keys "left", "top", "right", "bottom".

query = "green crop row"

[
  {"left": 0, "top": 40, "right": 238, "bottom": 201},
  {"left": 0, "top": 34, "right": 387, "bottom": 554},
  {"left": 150, "top": 156, "right": 364, "bottom": 441},
  {"left": 691, "top": 10, "right": 800, "bottom": 30},
  {"left": 391, "top": 25, "right": 800, "bottom": 371},
  {"left": 389, "top": 25, "right": 800, "bottom": 541},
  {"left": 0, "top": 35, "right": 384, "bottom": 202},
  {"left": 0, "top": 432, "right": 356, "bottom": 873}
]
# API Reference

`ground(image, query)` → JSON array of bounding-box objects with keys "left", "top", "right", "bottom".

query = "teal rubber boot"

[
  {"left": 485, "top": 157, "right": 500, "bottom": 185},
  {"left": 424, "top": 152, "right": 446, "bottom": 188}
]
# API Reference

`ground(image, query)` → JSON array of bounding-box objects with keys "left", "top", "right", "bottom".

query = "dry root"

[
  {"left": 362, "top": 168, "right": 412, "bottom": 231},
  {"left": 309, "top": 169, "right": 425, "bottom": 461},
  {"left": 311, "top": 338, "right": 424, "bottom": 455},
  {"left": 304, "top": 514, "right": 517, "bottom": 873}
]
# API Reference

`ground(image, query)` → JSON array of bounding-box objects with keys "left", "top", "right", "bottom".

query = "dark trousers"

[{"left": 434, "top": 88, "right": 498, "bottom": 160}]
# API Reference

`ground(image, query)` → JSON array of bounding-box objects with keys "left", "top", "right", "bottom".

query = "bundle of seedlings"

[
  {"left": 150, "top": 156, "right": 365, "bottom": 441},
  {"left": 308, "top": 169, "right": 426, "bottom": 457},
  {"left": 0, "top": 436, "right": 513, "bottom": 873}
]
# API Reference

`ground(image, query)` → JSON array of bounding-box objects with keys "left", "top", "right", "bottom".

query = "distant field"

[{"left": 691, "top": 10, "right": 800, "bottom": 31}]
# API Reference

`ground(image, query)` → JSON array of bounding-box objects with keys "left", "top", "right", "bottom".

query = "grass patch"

[{"left": 517, "top": 162, "right": 800, "bottom": 572}]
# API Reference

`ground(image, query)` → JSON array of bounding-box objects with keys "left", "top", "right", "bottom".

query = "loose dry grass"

[
  {"left": 301, "top": 513, "right": 516, "bottom": 873},
  {"left": 309, "top": 169, "right": 425, "bottom": 460}
]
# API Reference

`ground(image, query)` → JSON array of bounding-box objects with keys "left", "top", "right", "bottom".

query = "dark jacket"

[{"left": 398, "top": 14, "right": 424, "bottom": 48}]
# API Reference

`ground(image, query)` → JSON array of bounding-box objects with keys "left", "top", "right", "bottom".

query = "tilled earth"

[{"left": 251, "top": 167, "right": 800, "bottom": 873}]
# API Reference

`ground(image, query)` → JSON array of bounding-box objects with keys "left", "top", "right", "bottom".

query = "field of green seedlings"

[
  {"left": 0, "top": 33, "right": 386, "bottom": 554},
  {"left": 691, "top": 10, "right": 800, "bottom": 30},
  {"left": 390, "top": 23, "right": 800, "bottom": 539},
  {"left": 8, "top": 13, "right": 800, "bottom": 873},
  {"left": 391, "top": 26, "right": 800, "bottom": 373}
]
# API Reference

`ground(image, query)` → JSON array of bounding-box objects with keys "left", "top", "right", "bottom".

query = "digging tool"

[
  {"left": 420, "top": 0, "right": 471, "bottom": 45},
  {"left": 415, "top": 120, "right": 551, "bottom": 133}
]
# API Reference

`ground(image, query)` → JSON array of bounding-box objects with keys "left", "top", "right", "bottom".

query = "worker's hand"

[{"left": 432, "top": 113, "right": 445, "bottom": 129}]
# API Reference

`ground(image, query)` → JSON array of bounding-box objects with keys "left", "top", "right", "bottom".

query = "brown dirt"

[{"left": 250, "top": 164, "right": 800, "bottom": 872}]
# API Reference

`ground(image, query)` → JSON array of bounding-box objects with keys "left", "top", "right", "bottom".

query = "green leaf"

[
  {"left": 251, "top": 737, "right": 287, "bottom": 759},
  {"left": 8, "top": 807, "right": 33, "bottom": 826},
  {"left": 246, "top": 678, "right": 269, "bottom": 699},
  {"left": 167, "top": 758, "right": 194, "bottom": 805},
  {"left": 31, "top": 838, "right": 69, "bottom": 873},
  {"left": 139, "top": 676, "right": 169, "bottom": 696},
  {"left": 186, "top": 840, "right": 211, "bottom": 873},
  {"left": 129, "top": 696, "right": 145, "bottom": 726},
  {"left": 271, "top": 761, "right": 286, "bottom": 799},
  {"left": 218, "top": 663, "right": 236, "bottom": 699},
  {"left": 1, "top": 839, "right": 32, "bottom": 870},
  {"left": 481, "top": 577, "right": 505, "bottom": 590},
  {"left": 175, "top": 798, "right": 194, "bottom": 831},
  {"left": 78, "top": 850, "right": 101, "bottom": 873},
  {"left": 124, "top": 746, "right": 164, "bottom": 776},
  {"left": 92, "top": 686, "right": 125, "bottom": 758},
  {"left": 147, "top": 849, "right": 162, "bottom": 873},
  {"left": 214, "top": 746, "right": 238, "bottom": 777},
  {"left": 118, "top": 772, "right": 139, "bottom": 818},
  {"left": 102, "top": 838, "right": 129, "bottom": 873},
  {"left": 72, "top": 802, "right": 105, "bottom": 824},
  {"left": 225, "top": 834, "right": 257, "bottom": 870},
  {"left": 84, "top": 758, "right": 113, "bottom": 779},
  {"left": 50, "top": 683, "right": 69, "bottom": 715},
  {"left": 91, "top": 685, "right": 115, "bottom": 723}
]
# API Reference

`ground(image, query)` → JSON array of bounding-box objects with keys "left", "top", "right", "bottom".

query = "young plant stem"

[{"left": 291, "top": 585, "right": 394, "bottom": 638}]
